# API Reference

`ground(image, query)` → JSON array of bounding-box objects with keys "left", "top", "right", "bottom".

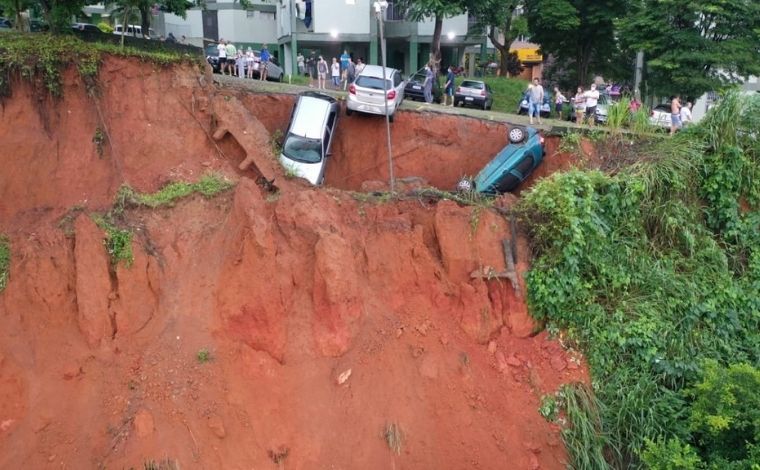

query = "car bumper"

[
  {"left": 455, "top": 95, "right": 487, "bottom": 106},
  {"left": 347, "top": 96, "right": 397, "bottom": 116}
]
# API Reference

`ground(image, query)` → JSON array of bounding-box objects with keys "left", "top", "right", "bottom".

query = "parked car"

[
  {"left": 454, "top": 80, "right": 493, "bottom": 110},
  {"left": 346, "top": 64, "right": 405, "bottom": 122},
  {"left": 29, "top": 19, "right": 48, "bottom": 32},
  {"left": 649, "top": 104, "right": 672, "bottom": 129},
  {"left": 113, "top": 24, "right": 155, "bottom": 38},
  {"left": 0, "top": 17, "right": 12, "bottom": 30},
  {"left": 457, "top": 126, "right": 545, "bottom": 195},
  {"left": 72, "top": 22, "right": 103, "bottom": 33},
  {"left": 279, "top": 91, "right": 340, "bottom": 185},
  {"left": 403, "top": 67, "right": 441, "bottom": 103},
  {"left": 517, "top": 90, "right": 552, "bottom": 118}
]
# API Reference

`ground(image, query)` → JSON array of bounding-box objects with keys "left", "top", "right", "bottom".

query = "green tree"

[
  {"left": 619, "top": 0, "right": 760, "bottom": 98},
  {"left": 36, "top": 0, "right": 86, "bottom": 33},
  {"left": 465, "top": 0, "right": 528, "bottom": 77},
  {"left": 0, "top": 0, "right": 31, "bottom": 30},
  {"left": 397, "top": 0, "right": 467, "bottom": 71},
  {"left": 522, "top": 0, "right": 627, "bottom": 86}
]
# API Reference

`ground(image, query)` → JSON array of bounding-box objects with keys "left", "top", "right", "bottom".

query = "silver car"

[
  {"left": 279, "top": 92, "right": 340, "bottom": 185},
  {"left": 346, "top": 64, "right": 405, "bottom": 122}
]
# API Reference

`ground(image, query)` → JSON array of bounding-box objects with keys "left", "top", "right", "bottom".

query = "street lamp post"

[{"left": 374, "top": 0, "right": 394, "bottom": 192}]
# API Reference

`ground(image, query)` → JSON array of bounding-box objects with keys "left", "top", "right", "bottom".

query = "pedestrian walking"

[
  {"left": 554, "top": 86, "right": 567, "bottom": 120},
  {"left": 331, "top": 57, "right": 341, "bottom": 89},
  {"left": 584, "top": 84, "right": 600, "bottom": 126},
  {"left": 670, "top": 95, "right": 683, "bottom": 134},
  {"left": 528, "top": 78, "right": 544, "bottom": 125},
  {"left": 259, "top": 45, "right": 270, "bottom": 81},
  {"left": 423, "top": 64, "right": 434, "bottom": 104},
  {"left": 573, "top": 86, "right": 586, "bottom": 123},
  {"left": 443, "top": 65, "right": 455, "bottom": 106},
  {"left": 317, "top": 56, "right": 328, "bottom": 90}
]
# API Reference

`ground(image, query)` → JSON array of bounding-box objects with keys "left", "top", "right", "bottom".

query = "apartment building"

[{"left": 278, "top": 0, "right": 485, "bottom": 76}]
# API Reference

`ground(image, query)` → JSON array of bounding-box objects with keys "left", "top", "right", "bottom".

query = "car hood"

[{"left": 279, "top": 154, "right": 323, "bottom": 185}]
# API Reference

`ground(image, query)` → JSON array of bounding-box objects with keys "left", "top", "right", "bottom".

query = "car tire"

[
  {"left": 389, "top": 113, "right": 395, "bottom": 123},
  {"left": 508, "top": 127, "right": 526, "bottom": 144},
  {"left": 346, "top": 107, "right": 353, "bottom": 116}
]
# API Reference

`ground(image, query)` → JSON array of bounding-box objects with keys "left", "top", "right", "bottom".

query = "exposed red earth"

[{"left": 0, "top": 57, "right": 590, "bottom": 469}]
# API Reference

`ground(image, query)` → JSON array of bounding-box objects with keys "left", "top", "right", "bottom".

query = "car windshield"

[
  {"left": 283, "top": 134, "right": 322, "bottom": 163},
  {"left": 461, "top": 81, "right": 484, "bottom": 89},
  {"left": 355, "top": 75, "right": 391, "bottom": 90}
]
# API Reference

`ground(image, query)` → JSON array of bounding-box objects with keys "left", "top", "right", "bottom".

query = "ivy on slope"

[{"left": 518, "top": 91, "right": 760, "bottom": 469}]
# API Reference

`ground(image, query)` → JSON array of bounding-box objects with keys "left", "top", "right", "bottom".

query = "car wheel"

[
  {"left": 346, "top": 107, "right": 353, "bottom": 116},
  {"left": 388, "top": 113, "right": 395, "bottom": 123},
  {"left": 508, "top": 127, "right": 526, "bottom": 144},
  {"left": 482, "top": 101, "right": 487, "bottom": 110}
]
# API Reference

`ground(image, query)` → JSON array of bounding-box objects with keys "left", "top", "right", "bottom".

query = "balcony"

[{"left": 385, "top": 1, "right": 407, "bottom": 21}]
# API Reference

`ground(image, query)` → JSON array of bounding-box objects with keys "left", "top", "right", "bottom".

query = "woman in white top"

[
  {"left": 680, "top": 101, "right": 693, "bottom": 127},
  {"left": 246, "top": 49, "right": 255, "bottom": 79}
]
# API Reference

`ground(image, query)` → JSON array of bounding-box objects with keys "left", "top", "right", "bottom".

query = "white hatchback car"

[
  {"left": 649, "top": 104, "right": 672, "bottom": 129},
  {"left": 346, "top": 64, "right": 405, "bottom": 122},
  {"left": 279, "top": 92, "right": 340, "bottom": 185}
]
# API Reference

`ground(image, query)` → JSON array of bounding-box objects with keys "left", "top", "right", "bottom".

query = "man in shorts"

[
  {"left": 670, "top": 95, "right": 682, "bottom": 135},
  {"left": 259, "top": 45, "right": 270, "bottom": 81},
  {"left": 225, "top": 41, "right": 237, "bottom": 77}
]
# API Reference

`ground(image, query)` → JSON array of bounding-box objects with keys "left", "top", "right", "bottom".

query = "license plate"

[
  {"left": 465, "top": 97, "right": 474, "bottom": 101},
  {"left": 413, "top": 85, "right": 421, "bottom": 90}
]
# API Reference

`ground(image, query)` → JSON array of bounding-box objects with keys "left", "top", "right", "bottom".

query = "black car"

[
  {"left": 404, "top": 67, "right": 441, "bottom": 103},
  {"left": 72, "top": 23, "right": 103, "bottom": 33},
  {"left": 205, "top": 44, "right": 223, "bottom": 73},
  {"left": 0, "top": 17, "right": 12, "bottom": 30}
]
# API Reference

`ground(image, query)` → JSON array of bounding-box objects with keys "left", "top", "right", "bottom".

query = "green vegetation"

[
  {"left": 92, "top": 214, "right": 134, "bottom": 268},
  {"left": 519, "top": 90, "right": 760, "bottom": 468},
  {"left": 114, "top": 173, "right": 234, "bottom": 212},
  {"left": 0, "top": 33, "right": 197, "bottom": 98},
  {"left": 0, "top": 235, "right": 10, "bottom": 292},
  {"left": 196, "top": 348, "right": 211, "bottom": 363}
]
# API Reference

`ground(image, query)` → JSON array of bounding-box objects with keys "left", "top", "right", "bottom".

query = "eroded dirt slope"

[{"left": 0, "top": 57, "right": 586, "bottom": 469}]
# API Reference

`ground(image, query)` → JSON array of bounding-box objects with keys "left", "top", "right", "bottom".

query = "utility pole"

[{"left": 374, "top": 1, "right": 394, "bottom": 193}]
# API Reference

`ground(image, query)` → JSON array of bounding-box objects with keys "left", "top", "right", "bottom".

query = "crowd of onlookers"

[
  {"left": 215, "top": 38, "right": 272, "bottom": 81},
  {"left": 296, "top": 50, "right": 366, "bottom": 90}
]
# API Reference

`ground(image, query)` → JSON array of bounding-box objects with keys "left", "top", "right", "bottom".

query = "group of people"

[
  {"left": 526, "top": 79, "right": 603, "bottom": 126},
  {"left": 298, "top": 50, "right": 366, "bottom": 91},
  {"left": 669, "top": 95, "right": 693, "bottom": 135},
  {"left": 216, "top": 39, "right": 272, "bottom": 81}
]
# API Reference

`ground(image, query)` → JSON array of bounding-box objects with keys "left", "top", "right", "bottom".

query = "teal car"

[{"left": 457, "top": 126, "right": 545, "bottom": 194}]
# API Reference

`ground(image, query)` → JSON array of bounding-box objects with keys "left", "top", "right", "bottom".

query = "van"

[
  {"left": 113, "top": 24, "right": 155, "bottom": 38},
  {"left": 279, "top": 92, "right": 340, "bottom": 185}
]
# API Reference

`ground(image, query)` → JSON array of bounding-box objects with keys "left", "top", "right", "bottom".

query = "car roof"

[
  {"left": 290, "top": 95, "right": 333, "bottom": 139},
  {"left": 358, "top": 64, "right": 398, "bottom": 79}
]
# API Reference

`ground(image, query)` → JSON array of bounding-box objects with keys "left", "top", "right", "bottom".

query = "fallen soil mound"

[{"left": 0, "top": 56, "right": 586, "bottom": 469}]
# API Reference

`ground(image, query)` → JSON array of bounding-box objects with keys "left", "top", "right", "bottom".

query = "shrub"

[{"left": 0, "top": 235, "right": 9, "bottom": 291}]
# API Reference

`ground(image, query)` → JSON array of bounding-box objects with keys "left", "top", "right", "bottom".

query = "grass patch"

[
  {"left": 92, "top": 214, "right": 134, "bottom": 268},
  {"left": 196, "top": 348, "right": 211, "bottom": 363},
  {"left": 114, "top": 173, "right": 234, "bottom": 212},
  {"left": 0, "top": 235, "right": 9, "bottom": 291}
]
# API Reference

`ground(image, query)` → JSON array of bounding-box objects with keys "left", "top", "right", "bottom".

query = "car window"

[
  {"left": 516, "top": 155, "right": 535, "bottom": 175},
  {"left": 461, "top": 81, "right": 484, "bottom": 89},
  {"left": 393, "top": 73, "right": 402, "bottom": 87},
  {"left": 355, "top": 75, "right": 391, "bottom": 90},
  {"left": 283, "top": 134, "right": 323, "bottom": 163}
]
